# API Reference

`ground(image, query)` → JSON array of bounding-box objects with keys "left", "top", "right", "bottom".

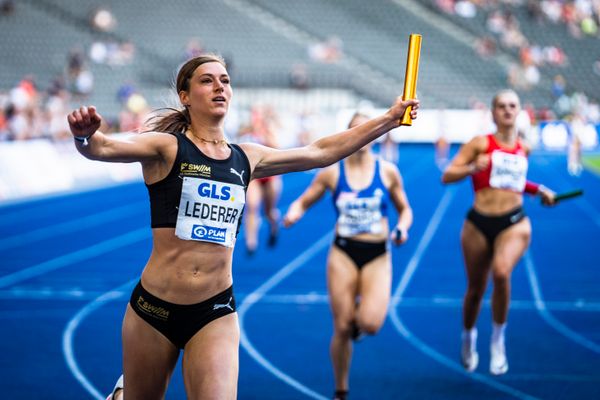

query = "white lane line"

[
  {"left": 238, "top": 231, "right": 332, "bottom": 400},
  {"left": 62, "top": 279, "right": 136, "bottom": 400},
  {"left": 0, "top": 228, "right": 150, "bottom": 288},
  {"left": 388, "top": 187, "right": 539, "bottom": 400},
  {"left": 524, "top": 252, "right": 600, "bottom": 354},
  {"left": 0, "top": 202, "right": 145, "bottom": 251}
]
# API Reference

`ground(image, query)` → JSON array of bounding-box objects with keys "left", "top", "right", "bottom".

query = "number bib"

[
  {"left": 175, "top": 177, "right": 245, "bottom": 247},
  {"left": 336, "top": 193, "right": 384, "bottom": 237},
  {"left": 489, "top": 151, "right": 528, "bottom": 192}
]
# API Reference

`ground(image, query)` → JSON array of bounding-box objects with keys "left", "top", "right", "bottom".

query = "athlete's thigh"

[
  {"left": 263, "top": 177, "right": 281, "bottom": 205},
  {"left": 493, "top": 217, "right": 531, "bottom": 275},
  {"left": 461, "top": 220, "right": 492, "bottom": 284},
  {"left": 182, "top": 313, "right": 239, "bottom": 400},
  {"left": 122, "top": 305, "right": 180, "bottom": 400},
  {"left": 245, "top": 180, "right": 262, "bottom": 209},
  {"left": 327, "top": 247, "right": 360, "bottom": 324},
  {"left": 358, "top": 253, "right": 392, "bottom": 327}
]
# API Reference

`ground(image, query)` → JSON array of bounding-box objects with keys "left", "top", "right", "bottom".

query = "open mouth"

[{"left": 212, "top": 96, "right": 226, "bottom": 103}]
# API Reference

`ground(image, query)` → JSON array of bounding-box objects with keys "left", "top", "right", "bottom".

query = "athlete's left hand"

[
  {"left": 539, "top": 186, "right": 556, "bottom": 206},
  {"left": 391, "top": 226, "right": 408, "bottom": 246}
]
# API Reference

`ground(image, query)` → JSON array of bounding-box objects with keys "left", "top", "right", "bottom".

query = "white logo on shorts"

[
  {"left": 510, "top": 211, "right": 523, "bottom": 224},
  {"left": 213, "top": 296, "right": 234, "bottom": 311}
]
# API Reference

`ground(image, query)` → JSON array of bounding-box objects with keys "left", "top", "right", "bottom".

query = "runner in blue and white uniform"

[{"left": 284, "top": 112, "right": 413, "bottom": 400}]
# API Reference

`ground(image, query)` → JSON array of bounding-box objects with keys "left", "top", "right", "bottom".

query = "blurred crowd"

[
  {"left": 1, "top": 0, "right": 598, "bottom": 144},
  {"left": 434, "top": 0, "right": 600, "bottom": 124}
]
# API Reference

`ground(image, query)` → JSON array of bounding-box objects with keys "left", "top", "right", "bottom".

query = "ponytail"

[{"left": 143, "top": 107, "right": 190, "bottom": 134}]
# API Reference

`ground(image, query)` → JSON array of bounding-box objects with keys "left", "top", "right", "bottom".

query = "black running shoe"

[
  {"left": 351, "top": 321, "right": 365, "bottom": 342},
  {"left": 268, "top": 227, "right": 278, "bottom": 247}
]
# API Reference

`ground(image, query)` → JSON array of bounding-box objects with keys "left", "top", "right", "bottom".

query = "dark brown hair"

[{"left": 144, "top": 54, "right": 227, "bottom": 133}]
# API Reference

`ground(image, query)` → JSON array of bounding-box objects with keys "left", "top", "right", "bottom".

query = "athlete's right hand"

[
  {"left": 67, "top": 106, "right": 102, "bottom": 139},
  {"left": 471, "top": 154, "right": 490, "bottom": 173},
  {"left": 387, "top": 97, "right": 419, "bottom": 124},
  {"left": 283, "top": 203, "right": 304, "bottom": 228}
]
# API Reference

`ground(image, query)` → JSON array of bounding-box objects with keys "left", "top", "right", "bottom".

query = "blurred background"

[{"left": 0, "top": 0, "right": 599, "bottom": 200}]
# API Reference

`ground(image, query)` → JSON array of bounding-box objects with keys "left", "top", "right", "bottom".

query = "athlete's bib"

[
  {"left": 489, "top": 151, "right": 528, "bottom": 192},
  {"left": 336, "top": 192, "right": 384, "bottom": 237},
  {"left": 175, "top": 177, "right": 245, "bottom": 247}
]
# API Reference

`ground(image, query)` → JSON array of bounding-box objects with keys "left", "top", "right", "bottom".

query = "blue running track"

[{"left": 0, "top": 145, "right": 598, "bottom": 399}]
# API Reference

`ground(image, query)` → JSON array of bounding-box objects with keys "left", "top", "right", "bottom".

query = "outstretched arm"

[
  {"left": 283, "top": 167, "right": 336, "bottom": 227},
  {"left": 67, "top": 106, "right": 173, "bottom": 163},
  {"left": 385, "top": 163, "right": 413, "bottom": 245},
  {"left": 242, "top": 98, "right": 419, "bottom": 179}
]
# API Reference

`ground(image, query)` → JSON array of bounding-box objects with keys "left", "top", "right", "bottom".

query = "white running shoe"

[
  {"left": 106, "top": 375, "right": 123, "bottom": 400},
  {"left": 490, "top": 342, "right": 509, "bottom": 375},
  {"left": 461, "top": 344, "right": 479, "bottom": 372}
]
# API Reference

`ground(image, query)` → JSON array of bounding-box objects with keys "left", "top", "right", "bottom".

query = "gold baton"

[{"left": 400, "top": 34, "right": 422, "bottom": 126}]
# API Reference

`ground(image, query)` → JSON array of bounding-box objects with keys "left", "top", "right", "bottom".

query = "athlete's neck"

[
  {"left": 187, "top": 122, "right": 227, "bottom": 146},
  {"left": 494, "top": 129, "right": 517, "bottom": 146},
  {"left": 347, "top": 149, "right": 373, "bottom": 166}
]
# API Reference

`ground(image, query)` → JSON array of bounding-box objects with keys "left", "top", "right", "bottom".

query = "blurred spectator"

[
  {"left": 184, "top": 37, "right": 204, "bottom": 60},
  {"left": 551, "top": 74, "right": 566, "bottom": 98},
  {"left": 66, "top": 47, "right": 85, "bottom": 80},
  {"left": 119, "top": 92, "right": 149, "bottom": 132},
  {"left": 455, "top": 1, "right": 477, "bottom": 17},
  {"left": 436, "top": 0, "right": 456, "bottom": 14},
  {"left": 117, "top": 81, "right": 137, "bottom": 105},
  {"left": 526, "top": 0, "right": 543, "bottom": 22},
  {"left": 475, "top": 36, "right": 497, "bottom": 58},
  {"left": 89, "top": 7, "right": 117, "bottom": 32},
  {"left": 308, "top": 36, "right": 343, "bottom": 64},
  {"left": 594, "top": 59, "right": 600, "bottom": 76},
  {"left": 0, "top": 0, "right": 14, "bottom": 16},
  {"left": 45, "top": 89, "right": 71, "bottom": 140},
  {"left": 89, "top": 40, "right": 135, "bottom": 66},
  {"left": 289, "top": 63, "right": 310, "bottom": 90},
  {"left": 66, "top": 46, "right": 94, "bottom": 98}
]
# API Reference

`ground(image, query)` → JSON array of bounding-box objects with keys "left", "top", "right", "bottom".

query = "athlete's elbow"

[{"left": 307, "top": 145, "right": 335, "bottom": 168}]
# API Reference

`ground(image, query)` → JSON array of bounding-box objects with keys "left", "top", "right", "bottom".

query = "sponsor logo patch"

[{"left": 191, "top": 224, "right": 227, "bottom": 242}]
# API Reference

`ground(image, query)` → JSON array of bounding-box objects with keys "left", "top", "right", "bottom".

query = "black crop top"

[{"left": 146, "top": 133, "right": 251, "bottom": 231}]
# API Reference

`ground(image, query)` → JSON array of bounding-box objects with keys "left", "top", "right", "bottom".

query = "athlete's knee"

[
  {"left": 464, "top": 286, "right": 485, "bottom": 304},
  {"left": 333, "top": 317, "right": 354, "bottom": 337},
  {"left": 492, "top": 268, "right": 511, "bottom": 286},
  {"left": 357, "top": 319, "right": 382, "bottom": 335}
]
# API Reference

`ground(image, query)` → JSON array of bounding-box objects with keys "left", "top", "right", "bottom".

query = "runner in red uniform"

[{"left": 442, "top": 89, "right": 556, "bottom": 375}]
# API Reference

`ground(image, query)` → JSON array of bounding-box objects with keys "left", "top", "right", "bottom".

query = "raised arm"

[
  {"left": 67, "top": 106, "right": 174, "bottom": 163},
  {"left": 441, "top": 135, "right": 488, "bottom": 184},
  {"left": 283, "top": 166, "right": 337, "bottom": 227},
  {"left": 384, "top": 162, "right": 413, "bottom": 245},
  {"left": 241, "top": 98, "right": 419, "bottom": 179}
]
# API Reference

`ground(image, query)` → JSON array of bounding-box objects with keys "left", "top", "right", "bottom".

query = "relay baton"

[
  {"left": 400, "top": 34, "right": 422, "bottom": 126},
  {"left": 393, "top": 227, "right": 403, "bottom": 242},
  {"left": 553, "top": 189, "right": 583, "bottom": 203}
]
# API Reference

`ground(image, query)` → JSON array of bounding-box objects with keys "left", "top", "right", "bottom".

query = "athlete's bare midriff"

[
  {"left": 140, "top": 228, "right": 234, "bottom": 304},
  {"left": 473, "top": 188, "right": 523, "bottom": 215}
]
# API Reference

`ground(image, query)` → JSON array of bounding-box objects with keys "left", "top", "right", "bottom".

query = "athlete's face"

[
  {"left": 180, "top": 62, "right": 232, "bottom": 118},
  {"left": 492, "top": 92, "right": 520, "bottom": 129},
  {"left": 349, "top": 115, "right": 372, "bottom": 153}
]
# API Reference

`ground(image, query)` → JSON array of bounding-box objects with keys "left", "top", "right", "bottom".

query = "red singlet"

[{"left": 471, "top": 134, "right": 528, "bottom": 193}]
